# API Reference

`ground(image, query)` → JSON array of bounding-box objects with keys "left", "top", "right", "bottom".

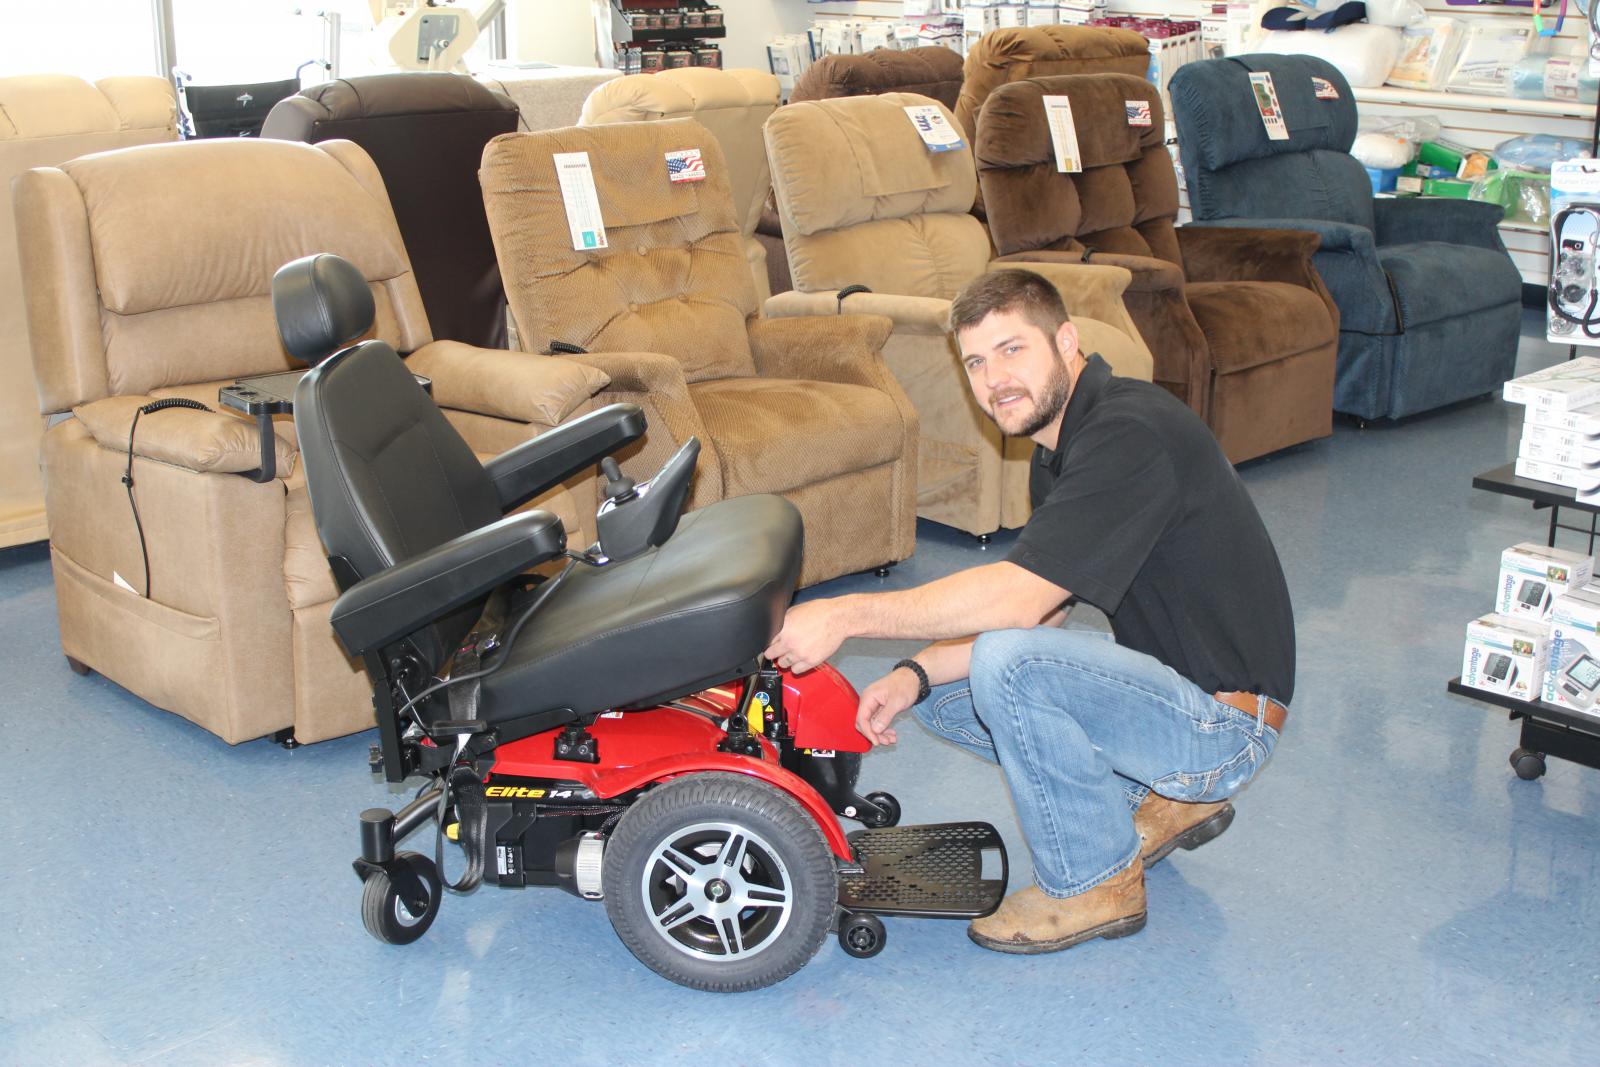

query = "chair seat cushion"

[
  {"left": 475, "top": 494, "right": 802, "bottom": 730},
  {"left": 1377, "top": 241, "right": 1522, "bottom": 329},
  {"left": 1185, "top": 280, "right": 1338, "bottom": 375},
  {"left": 691, "top": 377, "right": 906, "bottom": 496}
]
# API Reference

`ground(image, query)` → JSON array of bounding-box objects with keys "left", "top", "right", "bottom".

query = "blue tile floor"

[{"left": 3, "top": 312, "right": 1597, "bottom": 1066}]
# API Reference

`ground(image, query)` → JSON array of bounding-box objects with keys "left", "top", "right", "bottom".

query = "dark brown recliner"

[
  {"left": 262, "top": 73, "right": 521, "bottom": 350},
  {"left": 955, "top": 25, "right": 1151, "bottom": 140},
  {"left": 977, "top": 74, "right": 1339, "bottom": 463}
]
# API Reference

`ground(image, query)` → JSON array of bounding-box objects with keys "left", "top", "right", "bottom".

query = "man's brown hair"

[{"left": 948, "top": 269, "right": 1071, "bottom": 341}]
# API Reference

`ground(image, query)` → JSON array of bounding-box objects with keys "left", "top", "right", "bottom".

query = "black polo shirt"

[{"left": 1008, "top": 355, "right": 1295, "bottom": 704}]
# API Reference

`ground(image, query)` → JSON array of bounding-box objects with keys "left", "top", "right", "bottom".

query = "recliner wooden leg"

[{"left": 65, "top": 656, "right": 91, "bottom": 676}]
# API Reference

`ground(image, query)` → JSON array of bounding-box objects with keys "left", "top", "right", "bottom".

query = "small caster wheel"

[
  {"left": 1511, "top": 748, "right": 1546, "bottom": 781},
  {"left": 65, "top": 656, "right": 91, "bottom": 677},
  {"left": 361, "top": 851, "right": 441, "bottom": 945},
  {"left": 860, "top": 791, "right": 901, "bottom": 828},
  {"left": 839, "top": 912, "right": 886, "bottom": 959},
  {"left": 975, "top": 532, "right": 993, "bottom": 545}
]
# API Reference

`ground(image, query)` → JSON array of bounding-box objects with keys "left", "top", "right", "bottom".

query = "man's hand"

[
  {"left": 764, "top": 598, "right": 851, "bottom": 675},
  {"left": 855, "top": 666, "right": 922, "bottom": 747}
]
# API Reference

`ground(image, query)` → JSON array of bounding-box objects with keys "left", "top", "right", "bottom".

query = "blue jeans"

[{"left": 912, "top": 628, "right": 1280, "bottom": 898}]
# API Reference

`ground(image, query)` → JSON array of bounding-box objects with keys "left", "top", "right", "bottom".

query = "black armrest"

[
  {"left": 329, "top": 510, "right": 567, "bottom": 657},
  {"left": 483, "top": 403, "right": 647, "bottom": 513}
]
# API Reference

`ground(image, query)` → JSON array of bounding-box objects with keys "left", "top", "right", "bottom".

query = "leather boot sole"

[
  {"left": 967, "top": 910, "right": 1148, "bottom": 955},
  {"left": 1143, "top": 803, "right": 1235, "bottom": 868}
]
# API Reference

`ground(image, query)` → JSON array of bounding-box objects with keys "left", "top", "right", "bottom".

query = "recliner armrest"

[
  {"left": 1372, "top": 197, "right": 1506, "bottom": 251},
  {"left": 763, "top": 289, "right": 952, "bottom": 335},
  {"left": 72, "top": 395, "right": 297, "bottom": 478},
  {"left": 405, "top": 341, "right": 611, "bottom": 429},
  {"left": 1185, "top": 217, "right": 1377, "bottom": 257},
  {"left": 1175, "top": 225, "right": 1323, "bottom": 286},
  {"left": 329, "top": 509, "right": 566, "bottom": 657},
  {"left": 483, "top": 403, "right": 646, "bottom": 512}
]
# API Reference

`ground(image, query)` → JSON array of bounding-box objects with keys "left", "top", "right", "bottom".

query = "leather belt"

[{"left": 1214, "top": 690, "right": 1288, "bottom": 734}]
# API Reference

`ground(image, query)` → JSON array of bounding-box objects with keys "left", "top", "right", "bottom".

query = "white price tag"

[
  {"left": 1249, "top": 72, "right": 1289, "bottom": 141},
  {"left": 1547, "top": 58, "right": 1581, "bottom": 102},
  {"left": 553, "top": 151, "right": 608, "bottom": 252},
  {"left": 903, "top": 104, "right": 965, "bottom": 153},
  {"left": 1042, "top": 95, "right": 1083, "bottom": 174}
]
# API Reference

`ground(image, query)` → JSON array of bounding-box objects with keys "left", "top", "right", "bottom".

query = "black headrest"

[{"left": 272, "top": 253, "right": 377, "bottom": 366}]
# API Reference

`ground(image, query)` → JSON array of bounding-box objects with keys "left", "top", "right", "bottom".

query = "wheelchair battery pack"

[
  {"left": 482, "top": 796, "right": 611, "bottom": 888},
  {"left": 838, "top": 822, "right": 1007, "bottom": 919}
]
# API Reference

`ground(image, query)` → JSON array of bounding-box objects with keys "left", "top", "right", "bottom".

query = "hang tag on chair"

[
  {"left": 1042, "top": 95, "right": 1083, "bottom": 173},
  {"left": 903, "top": 104, "right": 965, "bottom": 153},
  {"left": 1249, "top": 72, "right": 1290, "bottom": 141},
  {"left": 554, "top": 151, "right": 608, "bottom": 252}
]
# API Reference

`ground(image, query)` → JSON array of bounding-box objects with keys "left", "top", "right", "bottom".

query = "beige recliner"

[
  {"left": 763, "top": 93, "right": 1152, "bottom": 536},
  {"left": 1, "top": 75, "right": 177, "bottom": 550},
  {"left": 481, "top": 118, "right": 919, "bottom": 587},
  {"left": 15, "top": 137, "right": 610, "bottom": 744},
  {"left": 579, "top": 68, "right": 780, "bottom": 303}
]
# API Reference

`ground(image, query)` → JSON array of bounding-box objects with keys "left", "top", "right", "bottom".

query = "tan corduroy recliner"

[
  {"left": 1, "top": 75, "right": 177, "bottom": 550},
  {"left": 481, "top": 118, "right": 918, "bottom": 586},
  {"left": 15, "top": 138, "right": 610, "bottom": 745},
  {"left": 580, "top": 68, "right": 780, "bottom": 303},
  {"left": 763, "top": 93, "right": 1153, "bottom": 536}
]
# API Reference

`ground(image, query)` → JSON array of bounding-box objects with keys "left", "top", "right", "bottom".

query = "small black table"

[{"left": 1449, "top": 463, "right": 1600, "bottom": 778}]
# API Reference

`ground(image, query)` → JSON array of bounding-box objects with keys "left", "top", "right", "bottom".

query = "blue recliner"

[{"left": 1170, "top": 54, "right": 1523, "bottom": 421}]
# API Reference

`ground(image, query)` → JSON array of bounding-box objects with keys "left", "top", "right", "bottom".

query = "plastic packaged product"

[
  {"left": 1387, "top": 18, "right": 1465, "bottom": 91},
  {"left": 1352, "top": 132, "right": 1410, "bottom": 169},
  {"left": 1255, "top": 24, "right": 1404, "bottom": 88},
  {"left": 1360, "top": 115, "right": 1440, "bottom": 161},
  {"left": 1511, "top": 54, "right": 1600, "bottom": 105},
  {"left": 1447, "top": 23, "right": 1532, "bottom": 94},
  {"left": 1497, "top": 134, "right": 1594, "bottom": 174}
]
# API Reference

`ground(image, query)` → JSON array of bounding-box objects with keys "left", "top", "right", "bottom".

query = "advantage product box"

[
  {"left": 1543, "top": 585, "right": 1600, "bottom": 712},
  {"left": 1497, "top": 542, "right": 1593, "bottom": 621},
  {"left": 1462, "top": 614, "right": 1549, "bottom": 702}
]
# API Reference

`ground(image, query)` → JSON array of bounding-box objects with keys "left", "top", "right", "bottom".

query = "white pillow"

[{"left": 1256, "top": 25, "right": 1406, "bottom": 89}]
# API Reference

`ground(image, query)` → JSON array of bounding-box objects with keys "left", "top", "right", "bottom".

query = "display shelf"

[
  {"left": 1447, "top": 678, "right": 1600, "bottom": 737},
  {"left": 616, "top": 24, "right": 725, "bottom": 43},
  {"left": 1351, "top": 85, "right": 1593, "bottom": 120}
]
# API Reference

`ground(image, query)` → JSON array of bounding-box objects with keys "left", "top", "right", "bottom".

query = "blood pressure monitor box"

[
  {"left": 1463, "top": 614, "right": 1549, "bottom": 701},
  {"left": 1496, "top": 542, "right": 1593, "bottom": 621},
  {"left": 1543, "top": 585, "right": 1600, "bottom": 713}
]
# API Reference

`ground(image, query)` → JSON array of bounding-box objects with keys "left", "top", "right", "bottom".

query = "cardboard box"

[
  {"left": 1504, "top": 354, "right": 1600, "bottom": 412},
  {"left": 1497, "top": 542, "right": 1593, "bottom": 621},
  {"left": 1543, "top": 585, "right": 1600, "bottom": 711},
  {"left": 1462, "top": 614, "right": 1549, "bottom": 702},
  {"left": 1525, "top": 400, "right": 1600, "bottom": 435}
]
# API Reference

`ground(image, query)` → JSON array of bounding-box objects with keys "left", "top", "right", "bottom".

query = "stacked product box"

[
  {"left": 1544, "top": 584, "right": 1600, "bottom": 714},
  {"left": 1503, "top": 355, "right": 1600, "bottom": 502},
  {"left": 1461, "top": 542, "right": 1593, "bottom": 702}
]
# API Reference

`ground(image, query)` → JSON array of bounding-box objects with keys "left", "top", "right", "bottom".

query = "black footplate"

[{"left": 838, "top": 822, "right": 1008, "bottom": 919}]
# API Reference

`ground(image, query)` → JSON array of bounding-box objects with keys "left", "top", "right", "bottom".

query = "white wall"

[{"left": 507, "top": 0, "right": 599, "bottom": 67}]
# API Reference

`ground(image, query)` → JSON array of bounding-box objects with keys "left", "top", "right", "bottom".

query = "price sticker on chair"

[
  {"left": 903, "top": 104, "right": 965, "bottom": 153},
  {"left": 1041, "top": 95, "right": 1083, "bottom": 174},
  {"left": 666, "top": 147, "right": 706, "bottom": 183},
  {"left": 553, "top": 151, "right": 608, "bottom": 252},
  {"left": 1311, "top": 76, "right": 1339, "bottom": 100},
  {"left": 1248, "top": 72, "right": 1289, "bottom": 141}
]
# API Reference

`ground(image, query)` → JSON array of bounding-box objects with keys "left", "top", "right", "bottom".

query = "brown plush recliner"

[
  {"left": 977, "top": 74, "right": 1338, "bottom": 462},
  {"left": 480, "top": 118, "right": 918, "bottom": 587},
  {"left": 955, "top": 25, "right": 1152, "bottom": 139},
  {"left": 763, "top": 92, "right": 1153, "bottom": 536},
  {"left": 580, "top": 67, "right": 780, "bottom": 303},
  {"left": 1, "top": 75, "right": 177, "bottom": 550},
  {"left": 15, "top": 138, "right": 610, "bottom": 744},
  {"left": 791, "top": 46, "right": 965, "bottom": 108}
]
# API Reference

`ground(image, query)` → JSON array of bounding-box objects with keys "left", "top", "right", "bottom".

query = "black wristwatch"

[{"left": 893, "top": 658, "right": 931, "bottom": 704}]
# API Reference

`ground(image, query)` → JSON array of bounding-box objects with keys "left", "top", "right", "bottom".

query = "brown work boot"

[
  {"left": 1135, "top": 793, "right": 1235, "bottom": 867},
  {"left": 967, "top": 861, "right": 1146, "bottom": 955}
]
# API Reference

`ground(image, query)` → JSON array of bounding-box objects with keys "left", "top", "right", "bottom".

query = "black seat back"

[{"left": 275, "top": 253, "right": 501, "bottom": 673}]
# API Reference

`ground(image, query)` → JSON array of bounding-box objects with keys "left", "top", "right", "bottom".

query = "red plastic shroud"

[{"left": 485, "top": 665, "right": 870, "bottom": 860}]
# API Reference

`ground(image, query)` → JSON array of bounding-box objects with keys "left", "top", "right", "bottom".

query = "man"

[{"left": 764, "top": 269, "right": 1294, "bottom": 954}]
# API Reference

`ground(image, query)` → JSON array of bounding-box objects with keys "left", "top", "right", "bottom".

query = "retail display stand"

[
  {"left": 1448, "top": 462, "right": 1600, "bottom": 779},
  {"left": 593, "top": 0, "right": 726, "bottom": 72}
]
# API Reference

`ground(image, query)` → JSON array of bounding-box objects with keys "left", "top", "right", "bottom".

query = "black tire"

[
  {"left": 361, "top": 851, "right": 441, "bottom": 945},
  {"left": 1511, "top": 748, "right": 1547, "bottom": 781},
  {"left": 603, "top": 772, "right": 837, "bottom": 992},
  {"left": 838, "top": 912, "right": 887, "bottom": 959},
  {"left": 861, "top": 791, "right": 901, "bottom": 828}
]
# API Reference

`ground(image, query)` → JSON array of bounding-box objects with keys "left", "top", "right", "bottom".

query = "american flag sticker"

[
  {"left": 1125, "top": 100, "right": 1152, "bottom": 127},
  {"left": 1311, "top": 76, "right": 1339, "bottom": 100},
  {"left": 666, "top": 148, "right": 706, "bottom": 183}
]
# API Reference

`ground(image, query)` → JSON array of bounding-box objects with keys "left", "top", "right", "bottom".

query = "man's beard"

[{"left": 989, "top": 345, "right": 1072, "bottom": 438}]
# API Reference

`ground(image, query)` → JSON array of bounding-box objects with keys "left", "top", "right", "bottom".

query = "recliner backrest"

[
  {"left": 792, "top": 46, "right": 965, "bottom": 110},
  {"left": 764, "top": 92, "right": 989, "bottom": 300},
  {"left": 977, "top": 74, "right": 1180, "bottom": 265},
  {"left": 481, "top": 119, "right": 758, "bottom": 383},
  {"left": 956, "top": 25, "right": 1152, "bottom": 138},
  {"left": 1169, "top": 54, "right": 1372, "bottom": 230},
  {"left": 283, "top": 254, "right": 500, "bottom": 673}
]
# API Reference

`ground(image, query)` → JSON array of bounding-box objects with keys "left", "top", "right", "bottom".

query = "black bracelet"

[{"left": 893, "top": 658, "right": 931, "bottom": 704}]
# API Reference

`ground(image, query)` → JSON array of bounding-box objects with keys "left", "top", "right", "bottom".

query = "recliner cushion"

[
  {"left": 1185, "top": 280, "right": 1339, "bottom": 374},
  {"left": 1377, "top": 242, "right": 1523, "bottom": 330},
  {"left": 956, "top": 25, "right": 1152, "bottom": 137},
  {"left": 476, "top": 494, "right": 802, "bottom": 725},
  {"left": 791, "top": 47, "right": 965, "bottom": 110}
]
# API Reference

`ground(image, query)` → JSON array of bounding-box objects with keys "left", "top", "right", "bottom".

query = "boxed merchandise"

[
  {"left": 1387, "top": 18, "right": 1465, "bottom": 91},
  {"left": 1503, "top": 355, "right": 1600, "bottom": 411},
  {"left": 1497, "top": 542, "right": 1593, "bottom": 621},
  {"left": 1447, "top": 23, "right": 1532, "bottom": 95},
  {"left": 1543, "top": 585, "right": 1600, "bottom": 711},
  {"left": 1525, "top": 399, "right": 1600, "bottom": 435},
  {"left": 1462, "top": 613, "right": 1549, "bottom": 702}
]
